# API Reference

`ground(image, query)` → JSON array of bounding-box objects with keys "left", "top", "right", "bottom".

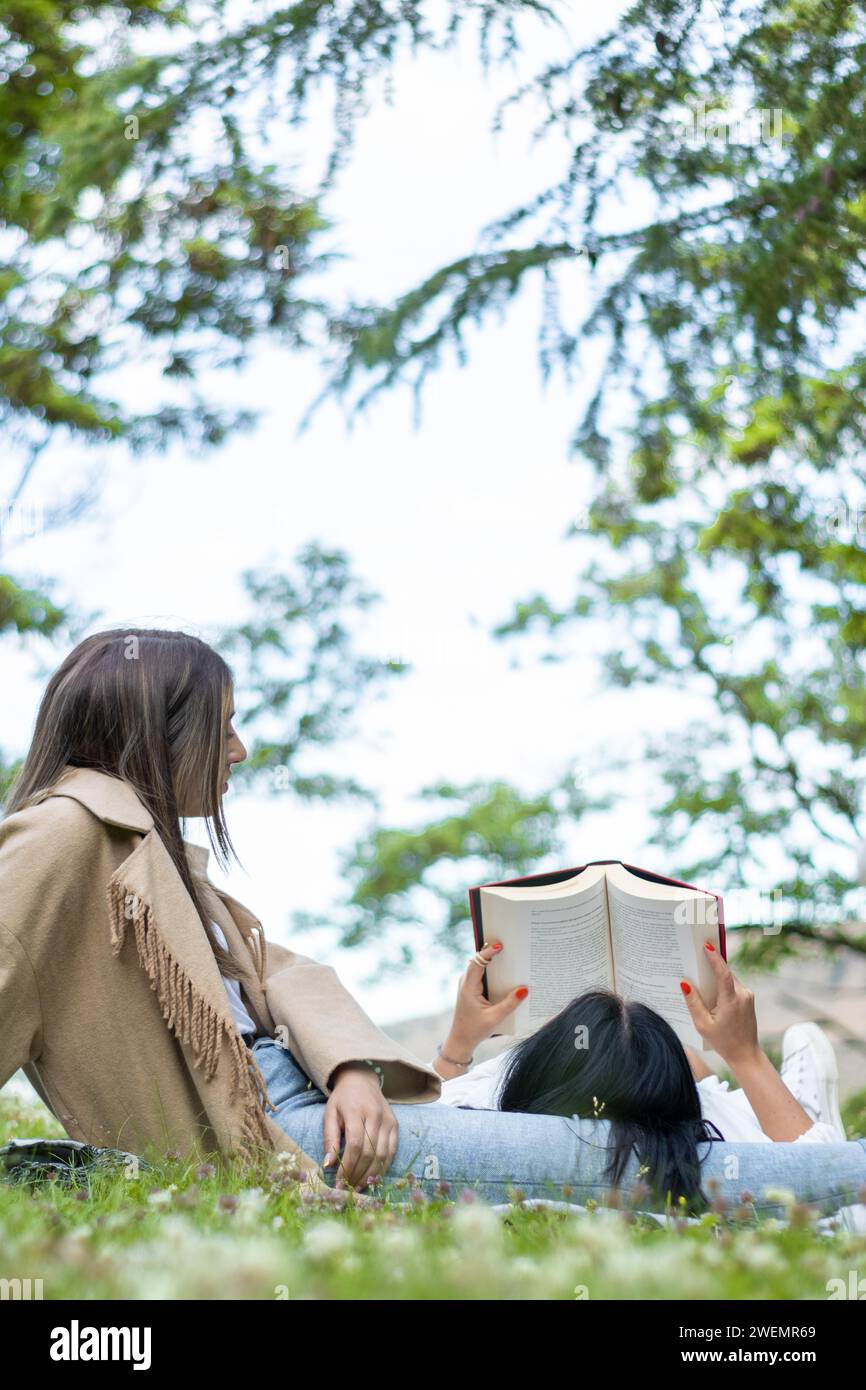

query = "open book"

[{"left": 468, "top": 861, "right": 726, "bottom": 1052}]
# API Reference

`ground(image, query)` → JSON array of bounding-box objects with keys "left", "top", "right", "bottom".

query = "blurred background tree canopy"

[{"left": 3, "top": 0, "right": 866, "bottom": 970}]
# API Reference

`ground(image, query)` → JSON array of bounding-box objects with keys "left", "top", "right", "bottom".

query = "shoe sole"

[{"left": 782, "top": 1022, "right": 845, "bottom": 1137}]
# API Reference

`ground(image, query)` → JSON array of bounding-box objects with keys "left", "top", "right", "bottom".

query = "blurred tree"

[
  {"left": 7, "top": 0, "right": 866, "bottom": 973},
  {"left": 316, "top": 0, "right": 866, "bottom": 968},
  {"left": 1, "top": 0, "right": 559, "bottom": 454},
  {"left": 0, "top": 542, "right": 409, "bottom": 808},
  {"left": 0, "top": 0, "right": 560, "bottom": 797},
  {"left": 290, "top": 770, "right": 612, "bottom": 975},
  {"left": 213, "top": 542, "right": 408, "bottom": 806}
]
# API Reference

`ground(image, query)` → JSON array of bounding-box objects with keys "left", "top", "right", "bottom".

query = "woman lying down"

[{"left": 427, "top": 939, "right": 851, "bottom": 1215}]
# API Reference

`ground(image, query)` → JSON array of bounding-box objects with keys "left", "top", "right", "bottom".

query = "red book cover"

[{"left": 468, "top": 860, "right": 726, "bottom": 1001}]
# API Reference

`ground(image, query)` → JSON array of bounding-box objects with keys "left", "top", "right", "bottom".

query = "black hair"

[{"left": 494, "top": 989, "right": 722, "bottom": 1215}]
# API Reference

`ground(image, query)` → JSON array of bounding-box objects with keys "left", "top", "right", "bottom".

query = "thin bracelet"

[{"left": 437, "top": 1042, "right": 474, "bottom": 1068}]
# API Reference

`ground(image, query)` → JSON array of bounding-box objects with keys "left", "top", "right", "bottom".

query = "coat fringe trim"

[{"left": 107, "top": 879, "right": 279, "bottom": 1163}]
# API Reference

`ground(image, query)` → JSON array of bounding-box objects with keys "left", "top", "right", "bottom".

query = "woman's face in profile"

[
  {"left": 222, "top": 702, "right": 247, "bottom": 796},
  {"left": 177, "top": 695, "right": 247, "bottom": 816}
]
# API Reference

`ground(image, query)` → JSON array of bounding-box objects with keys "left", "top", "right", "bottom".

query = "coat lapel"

[
  {"left": 106, "top": 830, "right": 239, "bottom": 1063},
  {"left": 50, "top": 766, "right": 280, "bottom": 1161}
]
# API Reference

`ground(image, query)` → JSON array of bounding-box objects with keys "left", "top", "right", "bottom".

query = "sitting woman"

[{"left": 428, "top": 941, "right": 846, "bottom": 1207}]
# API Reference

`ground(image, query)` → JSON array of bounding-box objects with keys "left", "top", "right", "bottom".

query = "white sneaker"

[
  {"left": 817, "top": 1203, "right": 866, "bottom": 1236},
  {"left": 780, "top": 1022, "right": 845, "bottom": 1139}
]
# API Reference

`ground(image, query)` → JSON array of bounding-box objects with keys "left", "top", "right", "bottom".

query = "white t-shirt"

[
  {"left": 430, "top": 1045, "right": 842, "bottom": 1144},
  {"left": 209, "top": 920, "right": 259, "bottom": 1038}
]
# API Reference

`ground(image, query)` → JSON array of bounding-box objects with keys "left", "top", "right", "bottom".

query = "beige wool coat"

[{"left": 0, "top": 766, "right": 442, "bottom": 1178}]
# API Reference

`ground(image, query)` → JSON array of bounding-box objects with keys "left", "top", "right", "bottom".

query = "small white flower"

[
  {"left": 696, "top": 1241, "right": 725, "bottom": 1266},
  {"left": 147, "top": 1184, "right": 177, "bottom": 1207},
  {"left": 566, "top": 1213, "right": 628, "bottom": 1257},
  {"left": 374, "top": 1226, "right": 421, "bottom": 1259},
  {"left": 235, "top": 1187, "right": 267, "bottom": 1222},
  {"left": 152, "top": 1214, "right": 204, "bottom": 1251},
  {"left": 737, "top": 1240, "right": 785, "bottom": 1274},
  {"left": 762, "top": 1186, "right": 797, "bottom": 1209},
  {"left": 303, "top": 1220, "right": 355, "bottom": 1261},
  {"left": 449, "top": 1202, "right": 502, "bottom": 1245},
  {"left": 64, "top": 1224, "right": 93, "bottom": 1242}
]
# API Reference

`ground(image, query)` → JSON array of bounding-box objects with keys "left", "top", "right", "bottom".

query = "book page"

[
  {"left": 479, "top": 865, "right": 613, "bottom": 1036},
  {"left": 605, "top": 864, "right": 719, "bottom": 1051}
]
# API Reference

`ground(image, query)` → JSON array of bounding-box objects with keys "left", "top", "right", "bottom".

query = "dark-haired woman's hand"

[
  {"left": 442, "top": 941, "right": 528, "bottom": 1063},
  {"left": 679, "top": 943, "right": 760, "bottom": 1068}
]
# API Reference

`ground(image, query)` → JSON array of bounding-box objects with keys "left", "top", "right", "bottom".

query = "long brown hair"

[{"left": 5, "top": 627, "right": 245, "bottom": 979}]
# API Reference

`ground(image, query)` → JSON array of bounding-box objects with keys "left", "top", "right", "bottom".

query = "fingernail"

[
  {"left": 493, "top": 943, "right": 503, "bottom": 952},
  {"left": 680, "top": 981, "right": 691, "bottom": 995},
  {"left": 516, "top": 986, "right": 529, "bottom": 999},
  {"left": 324, "top": 1149, "right": 335, "bottom": 1166},
  {"left": 704, "top": 941, "right": 715, "bottom": 952}
]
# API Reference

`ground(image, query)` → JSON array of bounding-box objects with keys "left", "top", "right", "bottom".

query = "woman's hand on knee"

[{"left": 323, "top": 1065, "right": 399, "bottom": 1189}]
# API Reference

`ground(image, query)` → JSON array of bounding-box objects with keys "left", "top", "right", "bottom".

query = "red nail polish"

[
  {"left": 493, "top": 943, "right": 503, "bottom": 951},
  {"left": 515, "top": 986, "right": 529, "bottom": 999},
  {"left": 704, "top": 941, "right": 715, "bottom": 952},
  {"left": 680, "top": 981, "right": 691, "bottom": 995}
]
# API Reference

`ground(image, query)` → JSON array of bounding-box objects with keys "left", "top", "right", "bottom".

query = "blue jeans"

[{"left": 251, "top": 1037, "right": 866, "bottom": 1217}]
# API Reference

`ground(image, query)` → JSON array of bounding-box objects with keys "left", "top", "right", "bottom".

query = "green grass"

[
  {"left": 2, "top": 1086, "right": 865, "bottom": 1300},
  {"left": 843, "top": 1087, "right": 866, "bottom": 1140}
]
